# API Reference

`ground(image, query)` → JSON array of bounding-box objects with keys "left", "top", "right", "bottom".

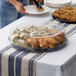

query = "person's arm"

[{"left": 8, "top": 0, "right": 27, "bottom": 14}]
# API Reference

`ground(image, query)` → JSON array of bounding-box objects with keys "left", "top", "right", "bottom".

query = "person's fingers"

[
  {"left": 20, "top": 9, "right": 28, "bottom": 14},
  {"left": 20, "top": 9, "right": 27, "bottom": 14},
  {"left": 21, "top": 4, "right": 25, "bottom": 11},
  {"left": 33, "top": 1, "right": 38, "bottom": 5},
  {"left": 20, "top": 11, "right": 26, "bottom": 14},
  {"left": 33, "top": 1, "right": 35, "bottom": 4},
  {"left": 18, "top": 4, "right": 27, "bottom": 14},
  {"left": 21, "top": 6, "right": 28, "bottom": 14},
  {"left": 21, "top": 11, "right": 28, "bottom": 14},
  {"left": 17, "top": 6, "right": 25, "bottom": 14},
  {"left": 14, "top": 1, "right": 28, "bottom": 14},
  {"left": 38, "top": 0, "right": 42, "bottom": 3},
  {"left": 34, "top": 0, "right": 42, "bottom": 3}
]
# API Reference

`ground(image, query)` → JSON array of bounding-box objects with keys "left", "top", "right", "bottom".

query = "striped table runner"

[{"left": 0, "top": 18, "right": 76, "bottom": 76}]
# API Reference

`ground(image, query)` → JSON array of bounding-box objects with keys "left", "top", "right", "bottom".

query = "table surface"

[
  {"left": 0, "top": 11, "right": 76, "bottom": 64},
  {"left": 0, "top": 0, "right": 76, "bottom": 76}
]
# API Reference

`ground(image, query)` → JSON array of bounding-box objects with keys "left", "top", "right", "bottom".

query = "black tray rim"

[
  {"left": 8, "top": 38, "right": 68, "bottom": 52},
  {"left": 52, "top": 16, "right": 76, "bottom": 24}
]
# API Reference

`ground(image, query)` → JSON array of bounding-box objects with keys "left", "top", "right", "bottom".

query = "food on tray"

[
  {"left": 52, "top": 36, "right": 63, "bottom": 43},
  {"left": 27, "top": 38, "right": 39, "bottom": 48},
  {"left": 27, "top": 33, "right": 65, "bottom": 49},
  {"left": 39, "top": 38, "right": 49, "bottom": 49},
  {"left": 47, "top": 29, "right": 60, "bottom": 34},
  {"left": 58, "top": 32, "right": 65, "bottom": 37},
  {"left": 52, "top": 7, "right": 76, "bottom": 21},
  {"left": 10, "top": 25, "right": 66, "bottom": 49},
  {"left": 10, "top": 34, "right": 21, "bottom": 42},
  {"left": 27, "top": 25, "right": 38, "bottom": 32},
  {"left": 13, "top": 39, "right": 28, "bottom": 47}
]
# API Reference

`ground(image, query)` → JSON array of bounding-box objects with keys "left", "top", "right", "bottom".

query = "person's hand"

[
  {"left": 8, "top": 0, "right": 27, "bottom": 14},
  {"left": 14, "top": 1, "right": 27, "bottom": 14},
  {"left": 37, "top": 0, "right": 42, "bottom": 3},
  {"left": 33, "top": 0, "right": 42, "bottom": 4}
]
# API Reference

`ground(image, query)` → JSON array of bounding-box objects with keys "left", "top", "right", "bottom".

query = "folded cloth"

[{"left": 0, "top": 19, "right": 76, "bottom": 76}]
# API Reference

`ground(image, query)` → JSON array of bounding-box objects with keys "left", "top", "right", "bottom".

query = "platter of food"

[
  {"left": 52, "top": 7, "right": 76, "bottom": 23},
  {"left": 9, "top": 22, "right": 67, "bottom": 51},
  {"left": 24, "top": 5, "right": 50, "bottom": 15}
]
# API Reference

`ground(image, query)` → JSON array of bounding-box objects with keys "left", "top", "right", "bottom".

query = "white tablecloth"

[{"left": 0, "top": 0, "right": 76, "bottom": 76}]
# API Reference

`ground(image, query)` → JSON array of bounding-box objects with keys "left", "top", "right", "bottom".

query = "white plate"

[
  {"left": 45, "top": 0, "right": 71, "bottom": 7},
  {"left": 24, "top": 5, "right": 51, "bottom": 14}
]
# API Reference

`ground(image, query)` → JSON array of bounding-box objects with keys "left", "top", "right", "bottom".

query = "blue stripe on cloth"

[
  {"left": 51, "top": 18, "right": 54, "bottom": 21},
  {"left": 50, "top": 18, "right": 70, "bottom": 27},
  {"left": 29, "top": 53, "right": 43, "bottom": 76},
  {"left": 63, "top": 23, "right": 70, "bottom": 27},
  {"left": 16, "top": 51, "right": 30, "bottom": 76},
  {"left": 66, "top": 26, "right": 76, "bottom": 36},
  {"left": 8, "top": 49, "right": 22, "bottom": 76},
  {"left": 0, "top": 46, "right": 11, "bottom": 76},
  {"left": 57, "top": 22, "right": 63, "bottom": 25},
  {"left": 58, "top": 22, "right": 70, "bottom": 27}
]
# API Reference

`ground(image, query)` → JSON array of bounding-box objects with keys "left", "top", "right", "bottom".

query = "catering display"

[
  {"left": 9, "top": 22, "right": 67, "bottom": 50},
  {"left": 52, "top": 7, "right": 76, "bottom": 23}
]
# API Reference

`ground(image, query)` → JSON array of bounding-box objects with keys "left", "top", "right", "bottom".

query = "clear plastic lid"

[
  {"left": 9, "top": 21, "right": 66, "bottom": 49},
  {"left": 11, "top": 21, "right": 66, "bottom": 37}
]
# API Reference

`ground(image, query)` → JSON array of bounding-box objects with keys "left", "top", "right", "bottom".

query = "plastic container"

[{"left": 9, "top": 21, "right": 67, "bottom": 51}]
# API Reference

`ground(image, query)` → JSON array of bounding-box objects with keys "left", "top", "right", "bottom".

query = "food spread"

[
  {"left": 52, "top": 7, "right": 76, "bottom": 21},
  {"left": 36, "top": 7, "right": 44, "bottom": 11},
  {"left": 10, "top": 25, "right": 66, "bottom": 49}
]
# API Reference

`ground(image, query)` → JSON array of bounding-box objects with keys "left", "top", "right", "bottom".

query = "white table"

[
  {"left": 0, "top": 0, "right": 76, "bottom": 76},
  {"left": 0, "top": 13, "right": 76, "bottom": 76}
]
